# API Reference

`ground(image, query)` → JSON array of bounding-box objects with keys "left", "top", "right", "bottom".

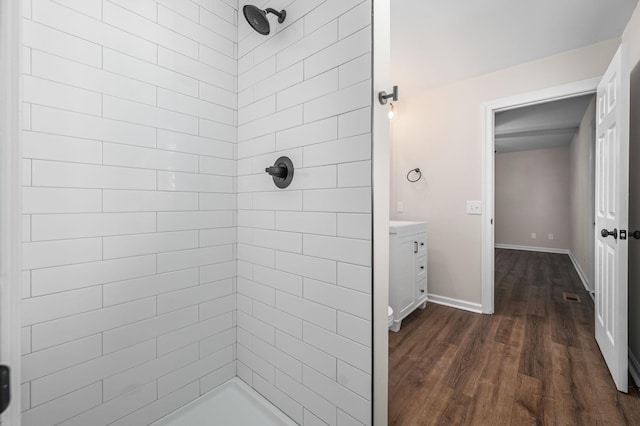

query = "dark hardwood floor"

[{"left": 389, "top": 249, "right": 640, "bottom": 425}]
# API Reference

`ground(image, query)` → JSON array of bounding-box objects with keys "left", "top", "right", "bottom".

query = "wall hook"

[{"left": 379, "top": 86, "right": 398, "bottom": 105}]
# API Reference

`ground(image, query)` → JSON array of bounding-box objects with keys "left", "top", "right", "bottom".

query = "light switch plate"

[
  {"left": 466, "top": 201, "right": 481, "bottom": 215},
  {"left": 397, "top": 201, "right": 404, "bottom": 213}
]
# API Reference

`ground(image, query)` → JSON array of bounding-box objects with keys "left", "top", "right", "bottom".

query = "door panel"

[
  {"left": 595, "top": 44, "right": 629, "bottom": 393},
  {"left": 392, "top": 237, "right": 416, "bottom": 318}
]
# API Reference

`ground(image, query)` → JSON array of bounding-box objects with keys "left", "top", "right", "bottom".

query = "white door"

[{"left": 595, "top": 44, "right": 630, "bottom": 393}]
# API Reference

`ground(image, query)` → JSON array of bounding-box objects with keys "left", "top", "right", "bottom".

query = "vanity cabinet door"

[{"left": 390, "top": 235, "right": 418, "bottom": 319}]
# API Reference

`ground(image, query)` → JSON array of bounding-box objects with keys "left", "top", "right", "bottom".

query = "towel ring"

[{"left": 407, "top": 168, "right": 422, "bottom": 183}]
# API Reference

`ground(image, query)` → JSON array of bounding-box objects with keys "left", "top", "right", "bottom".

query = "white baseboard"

[
  {"left": 494, "top": 244, "right": 569, "bottom": 254},
  {"left": 567, "top": 250, "right": 592, "bottom": 294},
  {"left": 630, "top": 350, "right": 640, "bottom": 388},
  {"left": 427, "top": 294, "right": 483, "bottom": 314}
]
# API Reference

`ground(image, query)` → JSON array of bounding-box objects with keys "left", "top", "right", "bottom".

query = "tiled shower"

[{"left": 18, "top": 0, "right": 372, "bottom": 425}]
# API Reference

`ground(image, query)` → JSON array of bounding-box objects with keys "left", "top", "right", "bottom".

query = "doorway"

[
  {"left": 481, "top": 78, "right": 600, "bottom": 314},
  {"left": 493, "top": 93, "right": 597, "bottom": 306},
  {"left": 482, "top": 52, "right": 631, "bottom": 392}
]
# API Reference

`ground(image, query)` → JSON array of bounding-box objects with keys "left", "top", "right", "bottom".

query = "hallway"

[{"left": 389, "top": 249, "right": 640, "bottom": 425}]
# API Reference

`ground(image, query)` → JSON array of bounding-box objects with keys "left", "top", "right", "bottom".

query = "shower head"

[{"left": 243, "top": 5, "right": 286, "bottom": 36}]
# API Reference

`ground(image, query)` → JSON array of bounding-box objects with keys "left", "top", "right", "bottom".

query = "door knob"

[
  {"left": 631, "top": 231, "right": 640, "bottom": 240},
  {"left": 601, "top": 228, "right": 618, "bottom": 239}
]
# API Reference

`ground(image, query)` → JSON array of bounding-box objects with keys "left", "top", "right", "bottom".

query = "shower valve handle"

[
  {"left": 265, "top": 165, "right": 287, "bottom": 178},
  {"left": 265, "top": 156, "right": 294, "bottom": 189}
]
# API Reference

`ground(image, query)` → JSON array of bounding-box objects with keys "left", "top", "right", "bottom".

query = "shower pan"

[
  {"left": 152, "top": 379, "right": 296, "bottom": 426},
  {"left": 6, "top": 0, "right": 375, "bottom": 425}
]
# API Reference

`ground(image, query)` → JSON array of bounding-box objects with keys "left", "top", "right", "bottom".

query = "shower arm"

[{"left": 264, "top": 8, "right": 286, "bottom": 22}]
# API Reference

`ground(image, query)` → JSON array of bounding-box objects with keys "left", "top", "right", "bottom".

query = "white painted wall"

[
  {"left": 624, "top": 2, "right": 640, "bottom": 68},
  {"left": 0, "top": 0, "right": 22, "bottom": 424},
  {"left": 20, "top": 1, "right": 238, "bottom": 424},
  {"left": 569, "top": 96, "right": 596, "bottom": 291},
  {"left": 235, "top": 0, "right": 373, "bottom": 425},
  {"left": 623, "top": 2, "right": 640, "bottom": 374},
  {"left": 391, "top": 38, "right": 620, "bottom": 305},
  {"left": 629, "top": 58, "right": 640, "bottom": 380},
  {"left": 495, "top": 146, "right": 571, "bottom": 250}
]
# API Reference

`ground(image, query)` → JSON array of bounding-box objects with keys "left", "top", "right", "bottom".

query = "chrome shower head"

[{"left": 243, "top": 4, "right": 286, "bottom": 36}]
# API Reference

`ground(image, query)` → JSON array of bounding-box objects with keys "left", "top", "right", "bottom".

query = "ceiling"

[
  {"left": 391, "top": 0, "right": 638, "bottom": 91},
  {"left": 494, "top": 94, "right": 594, "bottom": 153}
]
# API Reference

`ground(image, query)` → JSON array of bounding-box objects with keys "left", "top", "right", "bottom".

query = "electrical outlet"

[
  {"left": 531, "top": 233, "right": 537, "bottom": 239},
  {"left": 397, "top": 201, "right": 404, "bottom": 213},
  {"left": 548, "top": 233, "right": 554, "bottom": 240},
  {"left": 466, "top": 201, "right": 481, "bottom": 215}
]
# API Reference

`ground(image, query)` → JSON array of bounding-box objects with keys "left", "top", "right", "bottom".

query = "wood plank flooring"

[{"left": 389, "top": 249, "right": 640, "bottom": 425}]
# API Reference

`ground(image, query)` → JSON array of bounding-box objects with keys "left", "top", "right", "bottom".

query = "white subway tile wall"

[
  {"left": 21, "top": 0, "right": 238, "bottom": 424},
  {"left": 236, "top": 0, "right": 372, "bottom": 425},
  {"left": 20, "top": 0, "right": 372, "bottom": 425}
]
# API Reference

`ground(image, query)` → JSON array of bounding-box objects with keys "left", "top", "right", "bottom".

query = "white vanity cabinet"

[{"left": 389, "top": 221, "right": 427, "bottom": 332}]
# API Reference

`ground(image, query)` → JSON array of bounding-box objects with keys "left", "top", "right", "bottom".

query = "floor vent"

[{"left": 563, "top": 292, "right": 581, "bottom": 303}]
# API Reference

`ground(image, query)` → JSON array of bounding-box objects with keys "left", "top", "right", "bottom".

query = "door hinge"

[
  {"left": 620, "top": 229, "right": 627, "bottom": 240},
  {"left": 0, "top": 365, "right": 10, "bottom": 415}
]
